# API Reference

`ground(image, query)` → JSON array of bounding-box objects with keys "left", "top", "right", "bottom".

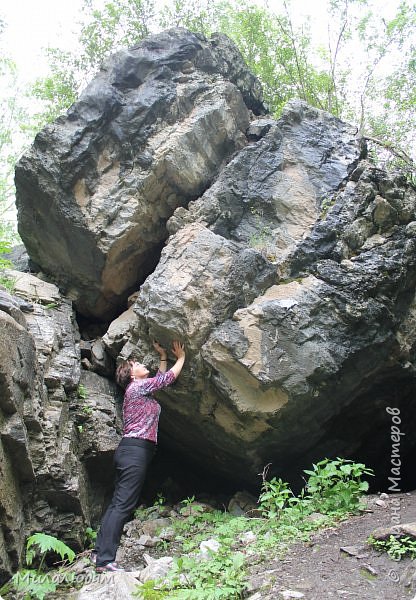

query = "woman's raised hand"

[
  {"left": 170, "top": 341, "right": 185, "bottom": 378},
  {"left": 171, "top": 340, "right": 185, "bottom": 359},
  {"left": 153, "top": 340, "right": 167, "bottom": 357}
]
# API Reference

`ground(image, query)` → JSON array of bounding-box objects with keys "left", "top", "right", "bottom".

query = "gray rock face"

[
  {"left": 16, "top": 29, "right": 264, "bottom": 320},
  {"left": 0, "top": 310, "right": 36, "bottom": 580},
  {"left": 0, "top": 273, "right": 121, "bottom": 583},
  {"left": 168, "top": 101, "right": 361, "bottom": 265}
]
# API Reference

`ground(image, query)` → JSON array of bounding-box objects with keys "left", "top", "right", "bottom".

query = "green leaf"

[
  {"left": 26, "top": 532, "right": 75, "bottom": 564},
  {"left": 12, "top": 570, "right": 57, "bottom": 600}
]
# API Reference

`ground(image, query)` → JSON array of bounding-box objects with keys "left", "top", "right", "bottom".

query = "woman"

[{"left": 93, "top": 339, "right": 186, "bottom": 572}]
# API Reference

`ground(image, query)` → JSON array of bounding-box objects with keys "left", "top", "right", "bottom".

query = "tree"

[
  {"left": 309, "top": 0, "right": 416, "bottom": 169},
  {"left": 78, "top": 0, "right": 155, "bottom": 75},
  {"left": 31, "top": 0, "right": 155, "bottom": 128},
  {"left": 0, "top": 43, "right": 26, "bottom": 238},
  {"left": 355, "top": 1, "right": 415, "bottom": 134},
  {"left": 0, "top": 19, "right": 27, "bottom": 272},
  {"left": 160, "top": 0, "right": 335, "bottom": 116},
  {"left": 361, "top": 1, "right": 416, "bottom": 164},
  {"left": 31, "top": 48, "right": 78, "bottom": 128},
  {"left": 159, "top": 0, "right": 226, "bottom": 36}
]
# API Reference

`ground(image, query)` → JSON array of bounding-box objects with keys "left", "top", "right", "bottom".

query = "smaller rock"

[
  {"left": 0, "top": 286, "right": 33, "bottom": 312},
  {"left": 3, "top": 243, "right": 30, "bottom": 271},
  {"left": 80, "top": 340, "right": 92, "bottom": 359},
  {"left": 102, "top": 306, "right": 137, "bottom": 358},
  {"left": 340, "top": 545, "right": 368, "bottom": 559},
  {"left": 349, "top": 160, "right": 370, "bottom": 182},
  {"left": 71, "top": 572, "right": 140, "bottom": 599},
  {"left": 6, "top": 269, "right": 61, "bottom": 304},
  {"left": 306, "top": 512, "right": 326, "bottom": 522},
  {"left": 141, "top": 517, "right": 171, "bottom": 537},
  {"left": 127, "top": 569, "right": 143, "bottom": 579},
  {"left": 361, "top": 564, "right": 378, "bottom": 576},
  {"left": 371, "top": 522, "right": 416, "bottom": 541},
  {"left": 137, "top": 534, "right": 159, "bottom": 547},
  {"left": 379, "top": 493, "right": 389, "bottom": 500},
  {"left": 69, "top": 556, "right": 92, "bottom": 574},
  {"left": 0, "top": 289, "right": 28, "bottom": 327},
  {"left": 179, "top": 501, "right": 215, "bottom": 517},
  {"left": 402, "top": 562, "right": 416, "bottom": 588},
  {"left": 360, "top": 234, "right": 387, "bottom": 251},
  {"left": 405, "top": 221, "right": 416, "bottom": 237},
  {"left": 240, "top": 531, "right": 257, "bottom": 545},
  {"left": 246, "top": 118, "right": 275, "bottom": 141},
  {"left": 88, "top": 338, "right": 115, "bottom": 376},
  {"left": 139, "top": 554, "right": 174, "bottom": 583},
  {"left": 372, "top": 196, "right": 398, "bottom": 229},
  {"left": 81, "top": 357, "right": 93, "bottom": 370},
  {"left": 122, "top": 521, "right": 143, "bottom": 538},
  {"left": 144, "top": 504, "right": 172, "bottom": 519},
  {"left": 375, "top": 499, "right": 387, "bottom": 508},
  {"left": 200, "top": 539, "right": 221, "bottom": 556},
  {"left": 159, "top": 527, "right": 176, "bottom": 541},
  {"left": 228, "top": 490, "right": 259, "bottom": 516},
  {"left": 128, "top": 291, "right": 139, "bottom": 306},
  {"left": 281, "top": 590, "right": 305, "bottom": 599}
]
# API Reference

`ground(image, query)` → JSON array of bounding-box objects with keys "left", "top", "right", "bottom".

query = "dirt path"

[{"left": 248, "top": 492, "right": 416, "bottom": 599}]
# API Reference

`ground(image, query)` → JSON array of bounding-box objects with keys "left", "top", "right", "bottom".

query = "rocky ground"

[{"left": 9, "top": 490, "right": 411, "bottom": 600}]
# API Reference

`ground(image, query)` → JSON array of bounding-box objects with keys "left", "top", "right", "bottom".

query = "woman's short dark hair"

[{"left": 116, "top": 360, "right": 133, "bottom": 390}]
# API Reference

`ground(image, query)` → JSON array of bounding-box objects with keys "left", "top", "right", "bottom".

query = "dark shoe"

[{"left": 95, "top": 561, "right": 125, "bottom": 573}]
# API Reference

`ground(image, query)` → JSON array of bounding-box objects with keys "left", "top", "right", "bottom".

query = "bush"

[{"left": 304, "top": 457, "right": 374, "bottom": 514}]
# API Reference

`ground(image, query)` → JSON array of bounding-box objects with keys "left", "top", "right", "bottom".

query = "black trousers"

[{"left": 95, "top": 437, "right": 156, "bottom": 566}]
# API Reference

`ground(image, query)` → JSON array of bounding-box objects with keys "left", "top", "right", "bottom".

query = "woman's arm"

[
  {"left": 170, "top": 340, "right": 185, "bottom": 379},
  {"left": 141, "top": 340, "right": 185, "bottom": 394},
  {"left": 153, "top": 340, "right": 168, "bottom": 373}
]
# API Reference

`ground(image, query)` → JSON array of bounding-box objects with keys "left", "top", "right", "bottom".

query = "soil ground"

[{"left": 248, "top": 492, "right": 416, "bottom": 600}]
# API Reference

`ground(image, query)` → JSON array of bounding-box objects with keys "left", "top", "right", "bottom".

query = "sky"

[{"left": 1, "top": 0, "right": 85, "bottom": 81}]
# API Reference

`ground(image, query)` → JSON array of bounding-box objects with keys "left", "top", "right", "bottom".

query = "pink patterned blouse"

[{"left": 122, "top": 369, "right": 176, "bottom": 443}]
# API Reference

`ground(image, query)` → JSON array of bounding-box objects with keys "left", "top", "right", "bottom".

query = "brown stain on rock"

[
  {"left": 252, "top": 275, "right": 320, "bottom": 304},
  {"left": 209, "top": 342, "right": 288, "bottom": 419},
  {"left": 73, "top": 178, "right": 89, "bottom": 209}
]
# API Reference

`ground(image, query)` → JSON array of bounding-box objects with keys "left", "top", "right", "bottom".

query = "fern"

[
  {"left": 11, "top": 570, "right": 56, "bottom": 600},
  {"left": 9, "top": 533, "right": 76, "bottom": 599},
  {"left": 77, "top": 383, "right": 88, "bottom": 399},
  {"left": 26, "top": 532, "right": 75, "bottom": 570}
]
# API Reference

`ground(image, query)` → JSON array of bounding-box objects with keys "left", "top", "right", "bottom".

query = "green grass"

[{"left": 136, "top": 458, "right": 374, "bottom": 599}]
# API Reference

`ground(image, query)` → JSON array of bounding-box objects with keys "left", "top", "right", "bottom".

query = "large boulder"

[
  {"left": 106, "top": 104, "right": 416, "bottom": 485},
  {"left": 15, "top": 28, "right": 264, "bottom": 320}
]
